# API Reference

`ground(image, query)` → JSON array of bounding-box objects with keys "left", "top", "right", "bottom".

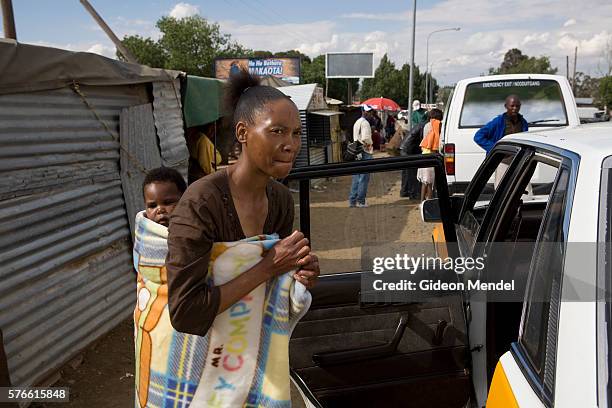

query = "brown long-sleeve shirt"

[{"left": 166, "top": 168, "right": 295, "bottom": 336}]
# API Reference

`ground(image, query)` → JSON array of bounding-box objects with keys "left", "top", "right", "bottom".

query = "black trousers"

[{"left": 400, "top": 167, "right": 420, "bottom": 198}]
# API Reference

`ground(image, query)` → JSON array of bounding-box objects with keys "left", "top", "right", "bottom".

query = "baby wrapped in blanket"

[{"left": 133, "top": 210, "right": 311, "bottom": 407}]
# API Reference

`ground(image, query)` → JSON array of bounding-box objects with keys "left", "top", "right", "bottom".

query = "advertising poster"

[{"left": 214, "top": 57, "right": 301, "bottom": 84}]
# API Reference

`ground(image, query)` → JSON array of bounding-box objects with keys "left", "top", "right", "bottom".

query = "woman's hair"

[
  {"left": 429, "top": 108, "right": 443, "bottom": 120},
  {"left": 225, "top": 69, "right": 295, "bottom": 129},
  {"left": 142, "top": 167, "right": 187, "bottom": 195}
]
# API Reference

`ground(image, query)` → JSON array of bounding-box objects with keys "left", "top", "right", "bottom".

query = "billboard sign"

[
  {"left": 325, "top": 52, "right": 374, "bottom": 78},
  {"left": 214, "top": 57, "right": 301, "bottom": 84}
]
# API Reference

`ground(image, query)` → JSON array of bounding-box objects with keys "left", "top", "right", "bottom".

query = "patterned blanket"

[{"left": 133, "top": 211, "right": 311, "bottom": 407}]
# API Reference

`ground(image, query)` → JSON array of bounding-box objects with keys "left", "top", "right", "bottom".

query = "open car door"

[{"left": 285, "top": 155, "right": 471, "bottom": 408}]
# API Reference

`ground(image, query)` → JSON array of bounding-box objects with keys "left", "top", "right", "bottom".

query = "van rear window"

[{"left": 459, "top": 80, "right": 568, "bottom": 128}]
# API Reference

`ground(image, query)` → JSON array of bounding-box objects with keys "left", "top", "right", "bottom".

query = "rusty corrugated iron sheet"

[
  {"left": 152, "top": 80, "right": 188, "bottom": 179},
  {"left": 0, "top": 84, "right": 147, "bottom": 387}
]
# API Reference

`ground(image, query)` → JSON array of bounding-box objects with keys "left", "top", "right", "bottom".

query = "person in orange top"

[{"left": 417, "top": 108, "right": 443, "bottom": 201}]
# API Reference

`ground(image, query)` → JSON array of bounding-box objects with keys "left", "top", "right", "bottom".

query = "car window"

[
  {"left": 457, "top": 150, "right": 518, "bottom": 252},
  {"left": 459, "top": 79, "right": 568, "bottom": 128},
  {"left": 291, "top": 167, "right": 444, "bottom": 275},
  {"left": 518, "top": 166, "right": 570, "bottom": 402}
]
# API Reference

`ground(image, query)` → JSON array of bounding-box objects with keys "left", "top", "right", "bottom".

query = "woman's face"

[{"left": 238, "top": 98, "right": 302, "bottom": 179}]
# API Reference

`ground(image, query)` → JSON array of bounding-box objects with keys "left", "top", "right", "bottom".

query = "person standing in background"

[
  {"left": 385, "top": 113, "right": 396, "bottom": 143},
  {"left": 411, "top": 100, "right": 428, "bottom": 128},
  {"left": 417, "top": 108, "right": 444, "bottom": 201},
  {"left": 399, "top": 114, "right": 425, "bottom": 199},
  {"left": 368, "top": 110, "right": 383, "bottom": 151},
  {"left": 473, "top": 94, "right": 527, "bottom": 154},
  {"left": 186, "top": 122, "right": 223, "bottom": 184},
  {"left": 349, "top": 105, "right": 374, "bottom": 208},
  {"left": 474, "top": 95, "right": 528, "bottom": 186}
]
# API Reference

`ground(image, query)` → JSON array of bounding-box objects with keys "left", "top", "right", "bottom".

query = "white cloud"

[
  {"left": 220, "top": 20, "right": 337, "bottom": 54},
  {"left": 522, "top": 32, "right": 551, "bottom": 47},
  {"left": 564, "top": 18, "right": 577, "bottom": 27},
  {"left": 169, "top": 2, "right": 199, "bottom": 19},
  {"left": 27, "top": 41, "right": 117, "bottom": 60},
  {"left": 340, "top": 11, "right": 409, "bottom": 21},
  {"left": 86, "top": 43, "right": 116, "bottom": 58},
  {"left": 465, "top": 32, "right": 503, "bottom": 54},
  {"left": 557, "top": 31, "right": 612, "bottom": 57}
]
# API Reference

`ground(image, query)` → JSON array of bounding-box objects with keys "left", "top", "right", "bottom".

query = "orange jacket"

[{"left": 420, "top": 118, "right": 442, "bottom": 152}]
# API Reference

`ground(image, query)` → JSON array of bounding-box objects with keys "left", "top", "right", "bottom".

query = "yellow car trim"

[{"left": 486, "top": 361, "right": 519, "bottom": 408}]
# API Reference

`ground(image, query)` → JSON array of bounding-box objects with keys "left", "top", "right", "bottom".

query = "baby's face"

[{"left": 143, "top": 181, "right": 181, "bottom": 227}]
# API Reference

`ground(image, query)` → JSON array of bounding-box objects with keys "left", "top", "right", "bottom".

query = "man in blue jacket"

[{"left": 474, "top": 95, "right": 528, "bottom": 153}]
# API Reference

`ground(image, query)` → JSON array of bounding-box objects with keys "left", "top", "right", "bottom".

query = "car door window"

[
  {"left": 516, "top": 165, "right": 570, "bottom": 405},
  {"left": 290, "top": 168, "right": 444, "bottom": 275},
  {"left": 457, "top": 150, "right": 519, "bottom": 253},
  {"left": 599, "top": 159, "right": 612, "bottom": 408}
]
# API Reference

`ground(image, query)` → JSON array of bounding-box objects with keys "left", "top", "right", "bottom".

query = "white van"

[{"left": 441, "top": 74, "right": 580, "bottom": 193}]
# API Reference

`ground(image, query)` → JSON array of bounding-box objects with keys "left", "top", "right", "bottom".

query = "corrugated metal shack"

[
  {"left": 0, "top": 40, "right": 189, "bottom": 388},
  {"left": 278, "top": 84, "right": 342, "bottom": 167}
]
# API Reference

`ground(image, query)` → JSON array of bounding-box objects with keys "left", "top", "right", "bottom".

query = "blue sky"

[{"left": 9, "top": 1, "right": 612, "bottom": 85}]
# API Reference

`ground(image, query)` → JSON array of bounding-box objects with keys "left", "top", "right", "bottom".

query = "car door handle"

[{"left": 312, "top": 313, "right": 409, "bottom": 366}]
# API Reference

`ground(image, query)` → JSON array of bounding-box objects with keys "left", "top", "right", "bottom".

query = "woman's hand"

[
  {"left": 294, "top": 253, "right": 320, "bottom": 289},
  {"left": 262, "top": 231, "right": 310, "bottom": 278}
]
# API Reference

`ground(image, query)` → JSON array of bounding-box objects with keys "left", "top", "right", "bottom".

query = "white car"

[{"left": 287, "top": 122, "right": 612, "bottom": 407}]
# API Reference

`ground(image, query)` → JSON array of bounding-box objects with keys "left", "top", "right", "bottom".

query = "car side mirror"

[
  {"left": 421, "top": 199, "right": 441, "bottom": 222},
  {"left": 420, "top": 195, "right": 464, "bottom": 223}
]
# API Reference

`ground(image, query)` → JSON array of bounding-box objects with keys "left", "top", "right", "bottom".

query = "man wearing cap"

[
  {"left": 411, "top": 100, "right": 428, "bottom": 127},
  {"left": 349, "top": 105, "right": 374, "bottom": 208}
]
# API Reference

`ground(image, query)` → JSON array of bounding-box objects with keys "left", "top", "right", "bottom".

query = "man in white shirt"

[{"left": 349, "top": 105, "right": 374, "bottom": 207}]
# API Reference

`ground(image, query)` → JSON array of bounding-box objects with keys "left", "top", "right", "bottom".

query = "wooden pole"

[
  {"left": 407, "top": 0, "right": 417, "bottom": 130},
  {"left": 1, "top": 0, "right": 17, "bottom": 40},
  {"left": 79, "top": 0, "right": 137, "bottom": 63},
  {"left": 573, "top": 46, "right": 578, "bottom": 93}
]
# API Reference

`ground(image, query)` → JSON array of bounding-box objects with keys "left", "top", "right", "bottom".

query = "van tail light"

[{"left": 444, "top": 143, "right": 455, "bottom": 175}]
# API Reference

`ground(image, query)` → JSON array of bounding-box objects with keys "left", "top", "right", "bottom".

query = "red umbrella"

[{"left": 361, "top": 97, "right": 400, "bottom": 111}]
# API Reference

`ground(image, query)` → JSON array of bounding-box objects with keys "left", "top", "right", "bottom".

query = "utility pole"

[
  {"left": 407, "top": 0, "right": 417, "bottom": 130},
  {"left": 566, "top": 56, "right": 570, "bottom": 83},
  {"left": 79, "top": 0, "right": 138, "bottom": 63},
  {"left": 1, "top": 0, "right": 17, "bottom": 40},
  {"left": 573, "top": 46, "right": 578, "bottom": 94}
]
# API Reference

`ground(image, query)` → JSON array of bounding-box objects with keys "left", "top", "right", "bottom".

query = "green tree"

[
  {"left": 157, "top": 16, "right": 249, "bottom": 76},
  {"left": 436, "top": 86, "right": 454, "bottom": 105},
  {"left": 600, "top": 76, "right": 612, "bottom": 109},
  {"left": 360, "top": 54, "right": 432, "bottom": 107},
  {"left": 274, "top": 49, "right": 311, "bottom": 62},
  {"left": 489, "top": 48, "right": 557, "bottom": 75},
  {"left": 252, "top": 50, "right": 274, "bottom": 58},
  {"left": 574, "top": 72, "right": 601, "bottom": 99},
  {"left": 119, "top": 35, "right": 167, "bottom": 68},
  {"left": 121, "top": 15, "right": 250, "bottom": 76}
]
